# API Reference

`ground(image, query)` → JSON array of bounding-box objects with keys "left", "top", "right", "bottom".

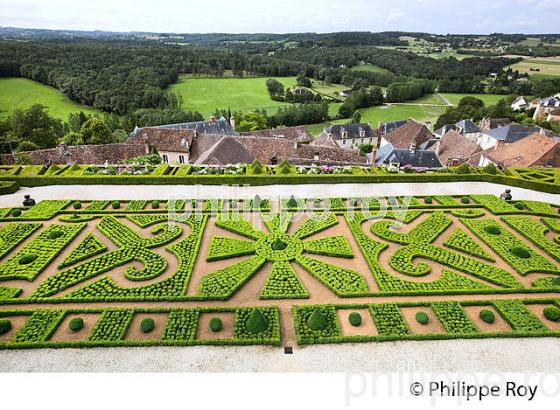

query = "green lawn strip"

[
  {"left": 260, "top": 261, "right": 309, "bottom": 300},
  {"left": 0, "top": 224, "right": 85, "bottom": 280},
  {"left": 502, "top": 216, "right": 560, "bottom": 262},
  {"left": 197, "top": 255, "right": 267, "bottom": 299},
  {"left": 493, "top": 300, "right": 549, "bottom": 333},
  {"left": 430, "top": 301, "right": 479, "bottom": 334},
  {"left": 443, "top": 228, "right": 495, "bottom": 261},
  {"left": 88, "top": 309, "right": 134, "bottom": 342},
  {"left": 58, "top": 233, "right": 108, "bottom": 269},
  {"left": 295, "top": 254, "right": 369, "bottom": 297},
  {"left": 461, "top": 218, "right": 559, "bottom": 276},
  {"left": 11, "top": 309, "right": 65, "bottom": 343},
  {"left": 206, "top": 236, "right": 256, "bottom": 261}
]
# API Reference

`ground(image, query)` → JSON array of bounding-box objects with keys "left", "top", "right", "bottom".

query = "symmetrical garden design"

[{"left": 0, "top": 194, "right": 559, "bottom": 348}]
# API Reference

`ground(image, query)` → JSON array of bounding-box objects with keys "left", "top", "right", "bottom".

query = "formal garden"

[{"left": 0, "top": 194, "right": 559, "bottom": 348}]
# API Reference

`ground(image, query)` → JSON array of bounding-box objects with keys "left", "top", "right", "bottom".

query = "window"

[
  {"left": 342, "top": 140, "right": 346, "bottom": 145},
  {"left": 162, "top": 154, "right": 169, "bottom": 163},
  {"left": 360, "top": 130, "right": 365, "bottom": 137},
  {"left": 341, "top": 131, "right": 348, "bottom": 138},
  {"left": 179, "top": 155, "right": 185, "bottom": 164}
]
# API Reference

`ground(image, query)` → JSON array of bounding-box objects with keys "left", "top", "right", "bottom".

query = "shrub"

[
  {"left": 424, "top": 197, "right": 433, "bottom": 204},
  {"left": 0, "top": 319, "right": 12, "bottom": 335},
  {"left": 484, "top": 225, "right": 501, "bottom": 235},
  {"left": 71, "top": 212, "right": 79, "bottom": 219},
  {"left": 479, "top": 309, "right": 496, "bottom": 324},
  {"left": 11, "top": 209, "right": 22, "bottom": 217},
  {"left": 111, "top": 201, "right": 120, "bottom": 209},
  {"left": 151, "top": 200, "right": 160, "bottom": 209},
  {"left": 461, "top": 196, "right": 470, "bottom": 204},
  {"left": 307, "top": 308, "right": 328, "bottom": 331},
  {"left": 19, "top": 254, "right": 37, "bottom": 265},
  {"left": 47, "top": 230, "right": 63, "bottom": 239},
  {"left": 415, "top": 311, "right": 429, "bottom": 325},
  {"left": 251, "top": 160, "right": 263, "bottom": 174},
  {"left": 455, "top": 164, "right": 470, "bottom": 174},
  {"left": 348, "top": 312, "right": 362, "bottom": 327},
  {"left": 73, "top": 201, "right": 82, "bottom": 209},
  {"left": 209, "top": 317, "right": 222, "bottom": 332},
  {"left": 246, "top": 309, "right": 269, "bottom": 333},
  {"left": 514, "top": 202, "right": 525, "bottom": 210},
  {"left": 543, "top": 306, "right": 560, "bottom": 322},
  {"left": 140, "top": 317, "right": 155, "bottom": 333},
  {"left": 510, "top": 246, "right": 530, "bottom": 259},
  {"left": 69, "top": 317, "right": 84, "bottom": 332},
  {"left": 271, "top": 238, "right": 288, "bottom": 251},
  {"left": 286, "top": 196, "right": 298, "bottom": 209},
  {"left": 482, "top": 163, "right": 498, "bottom": 175}
]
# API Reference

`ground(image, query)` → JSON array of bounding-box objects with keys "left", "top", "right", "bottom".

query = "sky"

[{"left": 0, "top": 0, "right": 559, "bottom": 34}]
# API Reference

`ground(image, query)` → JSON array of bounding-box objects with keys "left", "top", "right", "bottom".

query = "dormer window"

[
  {"left": 314, "top": 153, "right": 319, "bottom": 161},
  {"left": 341, "top": 131, "right": 348, "bottom": 138},
  {"left": 360, "top": 130, "right": 365, "bottom": 138}
]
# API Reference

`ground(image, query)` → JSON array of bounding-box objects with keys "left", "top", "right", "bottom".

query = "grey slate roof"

[
  {"left": 325, "top": 123, "right": 375, "bottom": 140},
  {"left": 155, "top": 117, "right": 239, "bottom": 136},
  {"left": 455, "top": 119, "right": 482, "bottom": 134},
  {"left": 378, "top": 120, "right": 407, "bottom": 135},
  {"left": 485, "top": 124, "right": 541, "bottom": 143},
  {"left": 375, "top": 143, "right": 442, "bottom": 168}
]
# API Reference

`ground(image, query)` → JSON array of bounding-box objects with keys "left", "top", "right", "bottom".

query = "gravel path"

[
  {"left": 2, "top": 338, "right": 559, "bottom": 372},
  {"left": 0, "top": 182, "right": 558, "bottom": 206}
]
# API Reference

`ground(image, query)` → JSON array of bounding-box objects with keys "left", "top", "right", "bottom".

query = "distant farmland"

[{"left": 0, "top": 77, "right": 99, "bottom": 120}]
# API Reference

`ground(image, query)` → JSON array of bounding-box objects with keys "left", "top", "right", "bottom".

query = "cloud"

[{"left": 0, "top": 0, "right": 556, "bottom": 34}]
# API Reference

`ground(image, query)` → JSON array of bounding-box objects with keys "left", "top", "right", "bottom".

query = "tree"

[
  {"left": 358, "top": 144, "right": 374, "bottom": 155},
  {"left": 80, "top": 117, "right": 115, "bottom": 145},
  {"left": 266, "top": 78, "right": 284, "bottom": 96},
  {"left": 458, "top": 96, "right": 485, "bottom": 110},
  {"left": 7, "top": 104, "right": 62, "bottom": 149},
  {"left": 351, "top": 111, "right": 362, "bottom": 124},
  {"left": 296, "top": 73, "right": 312, "bottom": 88}
]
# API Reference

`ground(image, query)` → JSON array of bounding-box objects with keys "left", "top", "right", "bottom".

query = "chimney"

[
  {"left": 210, "top": 116, "right": 217, "bottom": 124},
  {"left": 293, "top": 139, "right": 299, "bottom": 150},
  {"left": 229, "top": 116, "right": 236, "bottom": 130},
  {"left": 434, "top": 139, "right": 442, "bottom": 156},
  {"left": 409, "top": 142, "right": 416, "bottom": 154}
]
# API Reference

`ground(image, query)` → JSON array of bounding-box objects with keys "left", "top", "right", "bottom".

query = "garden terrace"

[
  {"left": 0, "top": 195, "right": 559, "bottom": 349},
  {"left": 0, "top": 164, "right": 559, "bottom": 194}
]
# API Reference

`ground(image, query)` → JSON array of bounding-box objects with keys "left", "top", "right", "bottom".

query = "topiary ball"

[
  {"left": 306, "top": 308, "right": 328, "bottom": 331},
  {"left": 514, "top": 202, "right": 525, "bottom": 210},
  {"left": 47, "top": 230, "right": 63, "bottom": 240},
  {"left": 19, "top": 254, "right": 37, "bottom": 265},
  {"left": 543, "top": 306, "right": 560, "bottom": 322},
  {"left": 0, "top": 319, "right": 12, "bottom": 335},
  {"left": 69, "top": 317, "right": 84, "bottom": 332},
  {"left": 246, "top": 309, "right": 268, "bottom": 333},
  {"left": 73, "top": 201, "right": 82, "bottom": 209},
  {"left": 111, "top": 201, "right": 120, "bottom": 209},
  {"left": 209, "top": 317, "right": 222, "bottom": 332},
  {"left": 510, "top": 246, "right": 530, "bottom": 259},
  {"left": 479, "top": 309, "right": 496, "bottom": 324},
  {"left": 415, "top": 311, "right": 429, "bottom": 325},
  {"left": 424, "top": 197, "right": 433, "bottom": 204},
  {"left": 151, "top": 200, "right": 159, "bottom": 209},
  {"left": 11, "top": 209, "right": 22, "bottom": 217},
  {"left": 140, "top": 318, "right": 155, "bottom": 333},
  {"left": 461, "top": 196, "right": 470, "bottom": 204},
  {"left": 348, "top": 312, "right": 362, "bottom": 327},
  {"left": 484, "top": 225, "right": 501, "bottom": 235}
]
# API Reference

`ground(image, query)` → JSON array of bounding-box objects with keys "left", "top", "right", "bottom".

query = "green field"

[
  {"left": 351, "top": 64, "right": 393, "bottom": 75},
  {"left": 509, "top": 57, "right": 560, "bottom": 79},
  {"left": 306, "top": 101, "right": 446, "bottom": 135},
  {"left": 168, "top": 75, "right": 298, "bottom": 116},
  {"left": 439, "top": 93, "right": 509, "bottom": 106},
  {"left": 0, "top": 77, "right": 100, "bottom": 120}
]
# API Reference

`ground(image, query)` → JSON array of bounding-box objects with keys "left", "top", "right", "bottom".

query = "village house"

[
  {"left": 532, "top": 95, "right": 560, "bottom": 120},
  {"left": 511, "top": 96, "right": 528, "bottom": 111},
  {"left": 479, "top": 133, "right": 560, "bottom": 168},
  {"left": 379, "top": 120, "right": 434, "bottom": 149},
  {"left": 318, "top": 123, "right": 377, "bottom": 150},
  {"left": 547, "top": 108, "right": 560, "bottom": 123},
  {"left": 430, "top": 130, "right": 482, "bottom": 166}
]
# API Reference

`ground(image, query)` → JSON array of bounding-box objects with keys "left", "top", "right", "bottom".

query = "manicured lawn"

[
  {"left": 439, "top": 93, "right": 510, "bottom": 106},
  {"left": 0, "top": 77, "right": 100, "bottom": 120},
  {"left": 167, "top": 75, "right": 298, "bottom": 116}
]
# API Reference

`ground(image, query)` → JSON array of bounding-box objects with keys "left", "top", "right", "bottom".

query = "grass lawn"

[
  {"left": 305, "top": 102, "right": 446, "bottom": 136},
  {"left": 168, "top": 75, "right": 298, "bottom": 116},
  {"left": 508, "top": 57, "right": 560, "bottom": 79},
  {"left": 351, "top": 64, "right": 393, "bottom": 75},
  {"left": 439, "top": 93, "right": 509, "bottom": 106},
  {"left": 0, "top": 77, "right": 100, "bottom": 120}
]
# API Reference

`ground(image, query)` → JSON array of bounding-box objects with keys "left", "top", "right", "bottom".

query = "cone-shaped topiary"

[
  {"left": 482, "top": 163, "right": 497, "bottom": 175},
  {"left": 0, "top": 319, "right": 12, "bottom": 335},
  {"left": 246, "top": 309, "right": 268, "bottom": 333},
  {"left": 251, "top": 160, "right": 263, "bottom": 174},
  {"left": 286, "top": 196, "right": 298, "bottom": 209},
  {"left": 307, "top": 308, "right": 328, "bottom": 331},
  {"left": 271, "top": 238, "right": 288, "bottom": 251}
]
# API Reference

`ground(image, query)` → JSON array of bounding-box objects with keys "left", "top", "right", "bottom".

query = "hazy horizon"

[{"left": 1, "top": 0, "right": 559, "bottom": 35}]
